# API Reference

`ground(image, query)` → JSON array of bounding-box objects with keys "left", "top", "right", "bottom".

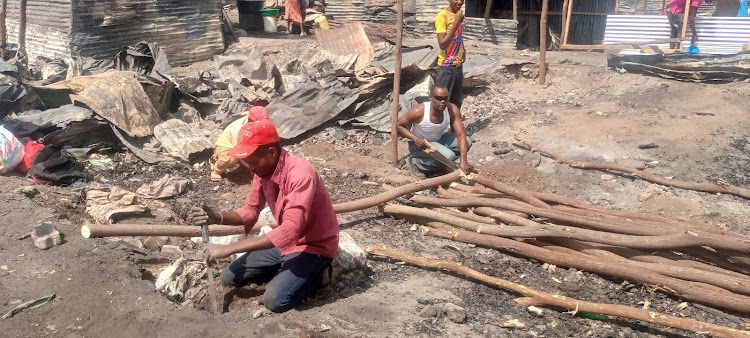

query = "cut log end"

[{"left": 81, "top": 225, "right": 91, "bottom": 239}]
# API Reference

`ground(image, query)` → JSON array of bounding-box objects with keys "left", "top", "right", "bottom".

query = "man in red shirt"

[{"left": 187, "top": 118, "right": 339, "bottom": 313}]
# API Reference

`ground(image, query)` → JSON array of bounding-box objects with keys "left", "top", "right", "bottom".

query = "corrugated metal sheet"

[
  {"left": 4, "top": 0, "right": 72, "bottom": 62},
  {"left": 617, "top": 0, "right": 716, "bottom": 16},
  {"left": 70, "top": 0, "right": 224, "bottom": 66},
  {"left": 327, "top": 0, "right": 369, "bottom": 20},
  {"left": 604, "top": 15, "right": 750, "bottom": 54},
  {"left": 3, "top": 0, "right": 222, "bottom": 67}
]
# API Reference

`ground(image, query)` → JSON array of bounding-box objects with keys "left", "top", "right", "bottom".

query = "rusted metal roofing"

[
  {"left": 3, "top": 0, "right": 223, "bottom": 67},
  {"left": 4, "top": 0, "right": 72, "bottom": 61},
  {"left": 604, "top": 15, "right": 750, "bottom": 54}
]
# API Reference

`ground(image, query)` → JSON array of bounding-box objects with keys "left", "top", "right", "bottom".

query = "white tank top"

[{"left": 410, "top": 101, "right": 450, "bottom": 142}]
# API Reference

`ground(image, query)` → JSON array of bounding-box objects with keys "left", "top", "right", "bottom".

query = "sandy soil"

[{"left": 3, "top": 30, "right": 750, "bottom": 338}]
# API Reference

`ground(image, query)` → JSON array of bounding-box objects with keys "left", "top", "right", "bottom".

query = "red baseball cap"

[
  {"left": 228, "top": 119, "right": 280, "bottom": 159},
  {"left": 248, "top": 106, "right": 270, "bottom": 122}
]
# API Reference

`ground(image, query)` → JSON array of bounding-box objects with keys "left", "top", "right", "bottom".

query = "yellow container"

[{"left": 315, "top": 16, "right": 329, "bottom": 30}]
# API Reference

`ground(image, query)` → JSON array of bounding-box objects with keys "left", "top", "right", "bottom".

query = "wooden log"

[
  {"left": 422, "top": 225, "right": 750, "bottom": 314},
  {"left": 391, "top": 0, "right": 403, "bottom": 167},
  {"left": 537, "top": 238, "right": 750, "bottom": 296},
  {"left": 386, "top": 204, "right": 750, "bottom": 254},
  {"left": 333, "top": 171, "right": 461, "bottom": 213},
  {"left": 18, "top": 0, "right": 25, "bottom": 51},
  {"left": 368, "top": 247, "right": 750, "bottom": 338},
  {"left": 81, "top": 221, "right": 275, "bottom": 238},
  {"left": 539, "top": 0, "right": 549, "bottom": 84},
  {"left": 517, "top": 137, "right": 750, "bottom": 200},
  {"left": 471, "top": 174, "right": 550, "bottom": 208}
]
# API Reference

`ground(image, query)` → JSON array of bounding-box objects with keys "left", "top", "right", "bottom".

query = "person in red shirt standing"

[
  {"left": 666, "top": 0, "right": 705, "bottom": 49},
  {"left": 187, "top": 118, "right": 339, "bottom": 313}
]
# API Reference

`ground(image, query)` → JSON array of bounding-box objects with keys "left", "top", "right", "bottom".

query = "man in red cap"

[
  {"left": 210, "top": 106, "right": 270, "bottom": 181},
  {"left": 187, "top": 119, "right": 339, "bottom": 313}
]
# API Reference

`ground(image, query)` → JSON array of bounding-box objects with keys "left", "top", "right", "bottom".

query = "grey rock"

[
  {"left": 15, "top": 186, "right": 39, "bottom": 197},
  {"left": 638, "top": 143, "right": 658, "bottom": 149},
  {"left": 31, "top": 222, "right": 62, "bottom": 249},
  {"left": 143, "top": 236, "right": 169, "bottom": 251},
  {"left": 492, "top": 141, "right": 513, "bottom": 155},
  {"left": 160, "top": 245, "right": 183, "bottom": 259},
  {"left": 329, "top": 127, "right": 348, "bottom": 141},
  {"left": 419, "top": 305, "right": 440, "bottom": 318},
  {"left": 564, "top": 268, "right": 582, "bottom": 284},
  {"left": 332, "top": 231, "right": 367, "bottom": 272},
  {"left": 526, "top": 152, "right": 542, "bottom": 167},
  {"left": 252, "top": 309, "right": 264, "bottom": 319},
  {"left": 444, "top": 303, "right": 466, "bottom": 323}
]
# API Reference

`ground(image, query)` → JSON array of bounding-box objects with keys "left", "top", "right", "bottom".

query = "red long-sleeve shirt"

[{"left": 234, "top": 150, "right": 339, "bottom": 258}]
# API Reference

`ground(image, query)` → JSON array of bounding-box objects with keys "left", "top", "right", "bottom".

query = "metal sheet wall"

[
  {"left": 70, "top": 0, "right": 223, "bottom": 66},
  {"left": 605, "top": 15, "right": 750, "bottom": 54},
  {"left": 4, "top": 0, "right": 72, "bottom": 61},
  {"left": 617, "top": 0, "right": 716, "bottom": 16}
]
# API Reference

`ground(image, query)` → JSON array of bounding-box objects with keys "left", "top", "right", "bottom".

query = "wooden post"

[
  {"left": 513, "top": 0, "right": 518, "bottom": 21},
  {"left": 0, "top": 0, "right": 7, "bottom": 58},
  {"left": 539, "top": 0, "right": 548, "bottom": 84},
  {"left": 563, "top": 0, "right": 574, "bottom": 45},
  {"left": 390, "top": 0, "right": 403, "bottom": 167},
  {"left": 614, "top": 0, "right": 620, "bottom": 14},
  {"left": 18, "top": 0, "right": 26, "bottom": 51},
  {"left": 561, "top": 0, "right": 569, "bottom": 49},
  {"left": 679, "top": 0, "right": 691, "bottom": 50},
  {"left": 484, "top": 0, "right": 494, "bottom": 18}
]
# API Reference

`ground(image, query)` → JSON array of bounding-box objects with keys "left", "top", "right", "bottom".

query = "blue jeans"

[
  {"left": 408, "top": 132, "right": 472, "bottom": 172},
  {"left": 220, "top": 247, "right": 333, "bottom": 313}
]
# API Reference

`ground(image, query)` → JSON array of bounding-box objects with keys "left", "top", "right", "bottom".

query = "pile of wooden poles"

[{"left": 337, "top": 170, "right": 750, "bottom": 317}]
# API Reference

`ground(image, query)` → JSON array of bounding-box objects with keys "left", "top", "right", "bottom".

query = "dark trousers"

[
  {"left": 667, "top": 9, "right": 685, "bottom": 39},
  {"left": 220, "top": 247, "right": 333, "bottom": 313},
  {"left": 436, "top": 64, "right": 464, "bottom": 108},
  {"left": 408, "top": 132, "right": 472, "bottom": 172}
]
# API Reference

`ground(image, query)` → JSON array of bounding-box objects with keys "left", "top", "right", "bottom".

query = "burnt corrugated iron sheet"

[
  {"left": 604, "top": 15, "right": 750, "bottom": 54},
  {"left": 327, "top": 0, "right": 369, "bottom": 20},
  {"left": 617, "top": 0, "right": 715, "bottom": 16},
  {"left": 4, "top": 0, "right": 72, "bottom": 61},
  {"left": 70, "top": 0, "right": 223, "bottom": 67},
  {"left": 517, "top": 0, "right": 614, "bottom": 46}
]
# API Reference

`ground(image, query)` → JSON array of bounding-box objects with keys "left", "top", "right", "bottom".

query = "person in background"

[
  {"left": 210, "top": 106, "right": 269, "bottom": 181},
  {"left": 286, "top": 0, "right": 309, "bottom": 35},
  {"left": 666, "top": 0, "right": 705, "bottom": 49},
  {"left": 435, "top": 0, "right": 466, "bottom": 108}
]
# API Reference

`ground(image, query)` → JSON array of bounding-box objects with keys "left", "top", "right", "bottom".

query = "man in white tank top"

[{"left": 397, "top": 84, "right": 472, "bottom": 177}]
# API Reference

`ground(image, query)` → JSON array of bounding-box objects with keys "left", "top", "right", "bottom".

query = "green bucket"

[{"left": 260, "top": 8, "right": 280, "bottom": 17}]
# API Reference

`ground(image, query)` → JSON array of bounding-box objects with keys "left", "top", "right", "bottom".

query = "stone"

[
  {"left": 419, "top": 305, "right": 440, "bottom": 318},
  {"left": 15, "top": 186, "right": 39, "bottom": 197},
  {"left": 252, "top": 309, "right": 265, "bottom": 319},
  {"left": 564, "top": 268, "right": 582, "bottom": 284},
  {"left": 526, "top": 152, "right": 542, "bottom": 167},
  {"left": 31, "top": 223, "right": 62, "bottom": 250},
  {"left": 152, "top": 208, "right": 176, "bottom": 222},
  {"left": 600, "top": 174, "right": 615, "bottom": 181},
  {"left": 329, "top": 127, "right": 348, "bottom": 141},
  {"left": 160, "top": 245, "right": 184, "bottom": 259},
  {"left": 155, "top": 258, "right": 206, "bottom": 302},
  {"left": 638, "top": 143, "right": 658, "bottom": 149},
  {"left": 443, "top": 303, "right": 466, "bottom": 323},
  {"left": 143, "top": 236, "right": 169, "bottom": 251},
  {"left": 527, "top": 306, "right": 543, "bottom": 316},
  {"left": 485, "top": 156, "right": 495, "bottom": 162},
  {"left": 333, "top": 231, "right": 367, "bottom": 272}
]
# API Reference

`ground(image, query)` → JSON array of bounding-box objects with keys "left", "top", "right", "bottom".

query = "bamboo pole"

[
  {"left": 368, "top": 246, "right": 750, "bottom": 338},
  {"left": 562, "top": 0, "right": 574, "bottom": 45},
  {"left": 390, "top": 0, "right": 403, "bottom": 167},
  {"left": 679, "top": 0, "right": 691, "bottom": 50},
  {"left": 539, "top": 0, "right": 549, "bottom": 84}
]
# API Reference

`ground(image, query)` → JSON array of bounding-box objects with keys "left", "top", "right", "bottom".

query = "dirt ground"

[{"left": 3, "top": 25, "right": 750, "bottom": 338}]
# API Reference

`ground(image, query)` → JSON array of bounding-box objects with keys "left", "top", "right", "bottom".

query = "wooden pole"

[
  {"left": 18, "top": 0, "right": 26, "bottom": 52},
  {"left": 81, "top": 222, "right": 276, "bottom": 238},
  {"left": 561, "top": 0, "right": 569, "bottom": 50},
  {"left": 563, "top": 0, "right": 574, "bottom": 45},
  {"left": 0, "top": 0, "right": 7, "bottom": 58},
  {"left": 679, "top": 0, "right": 691, "bottom": 50},
  {"left": 512, "top": 0, "right": 518, "bottom": 21},
  {"left": 484, "top": 0, "right": 494, "bottom": 18},
  {"left": 614, "top": 0, "right": 620, "bottom": 14},
  {"left": 390, "top": 0, "right": 403, "bottom": 167},
  {"left": 539, "top": 0, "right": 548, "bottom": 84}
]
